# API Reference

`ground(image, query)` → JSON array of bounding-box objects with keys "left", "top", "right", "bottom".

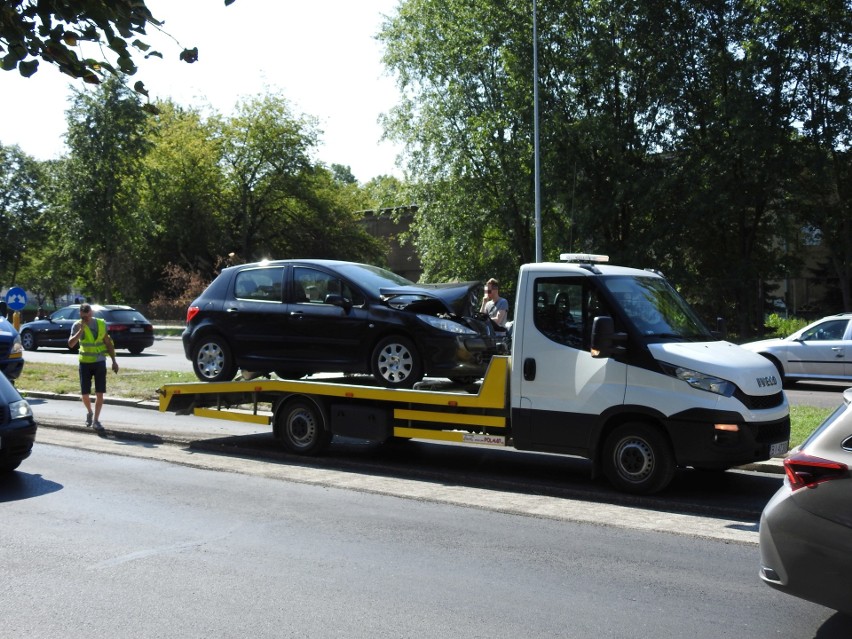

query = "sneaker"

[
  {"left": 85, "top": 412, "right": 93, "bottom": 427},
  {"left": 93, "top": 420, "right": 104, "bottom": 431}
]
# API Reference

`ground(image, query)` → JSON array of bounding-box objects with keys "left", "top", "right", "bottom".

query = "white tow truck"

[{"left": 159, "top": 255, "right": 790, "bottom": 494}]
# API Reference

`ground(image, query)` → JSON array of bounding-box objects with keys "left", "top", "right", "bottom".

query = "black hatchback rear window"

[{"left": 101, "top": 310, "right": 148, "bottom": 323}]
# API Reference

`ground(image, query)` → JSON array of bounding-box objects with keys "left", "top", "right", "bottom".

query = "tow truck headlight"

[
  {"left": 416, "top": 314, "right": 478, "bottom": 335},
  {"left": 662, "top": 364, "right": 736, "bottom": 397}
]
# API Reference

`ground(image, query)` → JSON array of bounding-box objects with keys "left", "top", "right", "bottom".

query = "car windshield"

[
  {"left": 334, "top": 263, "right": 415, "bottom": 295},
  {"left": 602, "top": 275, "right": 714, "bottom": 341}
]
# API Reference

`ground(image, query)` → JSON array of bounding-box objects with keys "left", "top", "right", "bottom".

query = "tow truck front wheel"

[
  {"left": 602, "top": 423, "right": 676, "bottom": 494},
  {"left": 275, "top": 398, "right": 331, "bottom": 455}
]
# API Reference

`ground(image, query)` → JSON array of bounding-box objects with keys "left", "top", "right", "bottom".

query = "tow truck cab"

[{"left": 508, "top": 254, "right": 789, "bottom": 492}]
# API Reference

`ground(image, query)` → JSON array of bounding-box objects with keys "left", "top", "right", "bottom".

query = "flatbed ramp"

[{"left": 158, "top": 356, "right": 510, "bottom": 447}]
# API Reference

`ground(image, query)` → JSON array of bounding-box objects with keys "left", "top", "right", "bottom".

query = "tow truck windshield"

[{"left": 603, "top": 275, "right": 714, "bottom": 341}]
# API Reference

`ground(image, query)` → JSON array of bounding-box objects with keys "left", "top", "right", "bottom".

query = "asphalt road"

[
  {"left": 23, "top": 336, "right": 190, "bottom": 372},
  {"left": 4, "top": 441, "right": 849, "bottom": 638}
]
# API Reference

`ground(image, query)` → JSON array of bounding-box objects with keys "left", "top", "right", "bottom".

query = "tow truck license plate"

[{"left": 770, "top": 441, "right": 788, "bottom": 457}]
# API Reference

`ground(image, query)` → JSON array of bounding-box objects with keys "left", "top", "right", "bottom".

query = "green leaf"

[
  {"left": 18, "top": 60, "right": 39, "bottom": 77},
  {"left": 180, "top": 47, "right": 199, "bottom": 63},
  {"left": 133, "top": 80, "right": 149, "bottom": 97}
]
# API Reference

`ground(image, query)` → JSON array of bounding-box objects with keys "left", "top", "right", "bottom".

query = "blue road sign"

[{"left": 5, "top": 287, "right": 27, "bottom": 311}]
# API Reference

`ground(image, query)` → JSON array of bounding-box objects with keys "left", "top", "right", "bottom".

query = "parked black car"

[
  {"left": 0, "top": 368, "right": 36, "bottom": 472},
  {"left": 19, "top": 304, "right": 155, "bottom": 354},
  {"left": 0, "top": 315, "right": 24, "bottom": 381},
  {"left": 183, "top": 259, "right": 505, "bottom": 387}
]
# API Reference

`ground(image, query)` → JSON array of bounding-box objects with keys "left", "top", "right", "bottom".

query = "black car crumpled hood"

[{"left": 379, "top": 281, "right": 480, "bottom": 318}]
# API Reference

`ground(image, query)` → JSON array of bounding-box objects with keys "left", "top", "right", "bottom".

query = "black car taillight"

[
  {"left": 186, "top": 306, "right": 200, "bottom": 323},
  {"left": 783, "top": 452, "right": 848, "bottom": 491}
]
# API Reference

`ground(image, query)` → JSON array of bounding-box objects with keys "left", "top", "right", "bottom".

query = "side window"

[
  {"left": 533, "top": 278, "right": 586, "bottom": 349},
  {"left": 801, "top": 320, "right": 849, "bottom": 341},
  {"left": 293, "top": 267, "right": 363, "bottom": 305},
  {"left": 234, "top": 267, "right": 284, "bottom": 302}
]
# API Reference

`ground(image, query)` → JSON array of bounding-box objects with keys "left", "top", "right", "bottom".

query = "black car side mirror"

[{"left": 324, "top": 294, "right": 352, "bottom": 312}]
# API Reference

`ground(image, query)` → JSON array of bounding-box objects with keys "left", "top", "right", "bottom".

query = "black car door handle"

[{"left": 226, "top": 307, "right": 239, "bottom": 313}]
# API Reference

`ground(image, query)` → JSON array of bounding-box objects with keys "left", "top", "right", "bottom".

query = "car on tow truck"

[{"left": 183, "top": 259, "right": 505, "bottom": 387}]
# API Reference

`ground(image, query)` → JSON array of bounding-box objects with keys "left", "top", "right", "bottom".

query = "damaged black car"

[{"left": 182, "top": 259, "right": 506, "bottom": 387}]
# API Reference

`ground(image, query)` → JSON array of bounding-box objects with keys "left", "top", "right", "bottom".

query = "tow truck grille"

[{"left": 734, "top": 390, "right": 784, "bottom": 410}]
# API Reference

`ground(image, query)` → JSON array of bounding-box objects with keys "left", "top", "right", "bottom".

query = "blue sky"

[{"left": 0, "top": 0, "right": 403, "bottom": 182}]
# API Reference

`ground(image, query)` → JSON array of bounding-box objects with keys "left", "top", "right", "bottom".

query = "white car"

[{"left": 742, "top": 313, "right": 852, "bottom": 385}]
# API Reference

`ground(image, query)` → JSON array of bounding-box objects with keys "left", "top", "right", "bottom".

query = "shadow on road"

[
  {"left": 0, "top": 471, "right": 63, "bottom": 502},
  {"left": 182, "top": 431, "right": 782, "bottom": 521}
]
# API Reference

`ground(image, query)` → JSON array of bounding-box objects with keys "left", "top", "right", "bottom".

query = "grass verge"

[
  {"left": 17, "top": 363, "right": 836, "bottom": 449},
  {"left": 18, "top": 362, "right": 198, "bottom": 403}
]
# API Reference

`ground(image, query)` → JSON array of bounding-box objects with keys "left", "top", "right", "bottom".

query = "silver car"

[
  {"left": 742, "top": 313, "right": 852, "bottom": 385},
  {"left": 759, "top": 387, "right": 852, "bottom": 616}
]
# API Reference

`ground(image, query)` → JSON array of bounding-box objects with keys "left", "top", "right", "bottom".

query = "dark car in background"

[
  {"left": 759, "top": 387, "right": 852, "bottom": 616},
  {"left": 19, "top": 304, "right": 155, "bottom": 354},
  {"left": 0, "top": 315, "right": 24, "bottom": 381},
  {"left": 0, "top": 369, "right": 36, "bottom": 472},
  {"left": 183, "top": 259, "right": 504, "bottom": 387}
]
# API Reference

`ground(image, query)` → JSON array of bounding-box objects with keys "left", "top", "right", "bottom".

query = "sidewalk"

[
  {"left": 25, "top": 390, "right": 272, "bottom": 445},
  {"left": 23, "top": 390, "right": 787, "bottom": 475}
]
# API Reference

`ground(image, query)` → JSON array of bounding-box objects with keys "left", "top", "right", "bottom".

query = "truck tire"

[
  {"left": 602, "top": 422, "right": 676, "bottom": 494},
  {"left": 192, "top": 335, "right": 237, "bottom": 382},
  {"left": 371, "top": 335, "right": 423, "bottom": 388},
  {"left": 275, "top": 398, "right": 331, "bottom": 455}
]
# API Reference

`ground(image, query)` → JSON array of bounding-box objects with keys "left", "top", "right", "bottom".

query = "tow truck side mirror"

[
  {"left": 591, "top": 316, "right": 626, "bottom": 358},
  {"left": 591, "top": 316, "right": 613, "bottom": 358}
]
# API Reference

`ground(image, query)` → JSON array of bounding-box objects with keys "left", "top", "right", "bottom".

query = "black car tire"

[
  {"left": 602, "top": 422, "right": 676, "bottom": 494},
  {"left": 274, "top": 397, "right": 331, "bottom": 455},
  {"left": 0, "top": 459, "right": 22, "bottom": 472},
  {"left": 128, "top": 346, "right": 144, "bottom": 355},
  {"left": 20, "top": 330, "right": 36, "bottom": 351},
  {"left": 192, "top": 335, "right": 237, "bottom": 382},
  {"left": 371, "top": 335, "right": 423, "bottom": 388}
]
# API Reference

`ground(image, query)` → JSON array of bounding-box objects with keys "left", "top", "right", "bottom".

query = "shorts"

[{"left": 79, "top": 360, "right": 107, "bottom": 395}]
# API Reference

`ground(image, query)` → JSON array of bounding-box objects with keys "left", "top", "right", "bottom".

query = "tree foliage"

[
  {"left": 0, "top": 0, "right": 231, "bottom": 90},
  {"left": 380, "top": 0, "right": 852, "bottom": 331}
]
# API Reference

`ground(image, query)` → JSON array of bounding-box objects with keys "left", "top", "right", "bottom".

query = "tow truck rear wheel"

[
  {"left": 275, "top": 398, "right": 331, "bottom": 455},
  {"left": 602, "top": 422, "right": 676, "bottom": 494}
]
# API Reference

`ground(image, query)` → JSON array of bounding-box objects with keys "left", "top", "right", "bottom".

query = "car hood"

[
  {"left": 379, "top": 281, "right": 480, "bottom": 317},
  {"left": 649, "top": 341, "right": 784, "bottom": 395},
  {"left": 740, "top": 337, "right": 789, "bottom": 352}
]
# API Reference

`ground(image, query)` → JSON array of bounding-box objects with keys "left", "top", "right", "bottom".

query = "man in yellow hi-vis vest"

[{"left": 68, "top": 303, "right": 119, "bottom": 430}]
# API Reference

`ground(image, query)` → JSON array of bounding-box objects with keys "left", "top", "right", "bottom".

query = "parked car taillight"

[
  {"left": 186, "top": 306, "right": 200, "bottom": 323},
  {"left": 109, "top": 324, "right": 128, "bottom": 332},
  {"left": 783, "top": 452, "right": 848, "bottom": 491}
]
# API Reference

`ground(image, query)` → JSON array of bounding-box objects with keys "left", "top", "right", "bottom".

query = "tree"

[
  {"left": 380, "top": 0, "right": 538, "bottom": 289},
  {"left": 216, "top": 92, "right": 319, "bottom": 260},
  {"left": 0, "top": 143, "right": 47, "bottom": 285},
  {"left": 137, "top": 99, "right": 227, "bottom": 297},
  {"left": 0, "top": 0, "right": 231, "bottom": 90},
  {"left": 63, "top": 75, "right": 151, "bottom": 301}
]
